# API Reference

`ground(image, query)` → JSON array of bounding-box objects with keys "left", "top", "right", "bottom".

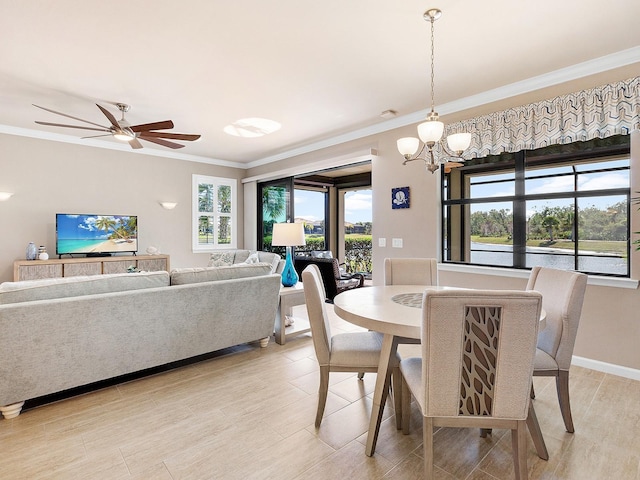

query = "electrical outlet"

[
  {"left": 378, "top": 237, "right": 386, "bottom": 247},
  {"left": 392, "top": 238, "right": 403, "bottom": 248}
]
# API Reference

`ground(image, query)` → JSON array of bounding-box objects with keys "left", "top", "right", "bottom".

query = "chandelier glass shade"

[{"left": 397, "top": 8, "right": 471, "bottom": 173}]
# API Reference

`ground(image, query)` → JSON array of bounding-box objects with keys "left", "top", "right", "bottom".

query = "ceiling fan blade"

[
  {"left": 95, "top": 104, "right": 120, "bottom": 129},
  {"left": 35, "top": 121, "right": 111, "bottom": 133},
  {"left": 129, "top": 138, "right": 144, "bottom": 149},
  {"left": 138, "top": 131, "right": 201, "bottom": 141},
  {"left": 130, "top": 120, "right": 175, "bottom": 132},
  {"left": 138, "top": 136, "right": 185, "bottom": 149},
  {"left": 33, "top": 104, "right": 109, "bottom": 129}
]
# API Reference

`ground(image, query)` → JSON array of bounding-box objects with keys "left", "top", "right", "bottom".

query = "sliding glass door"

[{"left": 258, "top": 177, "right": 294, "bottom": 253}]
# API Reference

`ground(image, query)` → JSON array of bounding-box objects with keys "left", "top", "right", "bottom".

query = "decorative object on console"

[
  {"left": 272, "top": 222, "right": 306, "bottom": 287},
  {"left": 391, "top": 187, "right": 410, "bottom": 209},
  {"left": 26, "top": 242, "right": 37, "bottom": 261},
  {"left": 38, "top": 246, "right": 49, "bottom": 261},
  {"left": 396, "top": 8, "right": 471, "bottom": 173},
  {"left": 146, "top": 246, "right": 161, "bottom": 255}
]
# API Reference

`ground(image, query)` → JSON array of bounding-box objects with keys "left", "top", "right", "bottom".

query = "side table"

[{"left": 275, "top": 282, "right": 310, "bottom": 345}]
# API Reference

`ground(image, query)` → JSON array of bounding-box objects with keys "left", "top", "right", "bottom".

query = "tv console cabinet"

[{"left": 13, "top": 255, "right": 170, "bottom": 281}]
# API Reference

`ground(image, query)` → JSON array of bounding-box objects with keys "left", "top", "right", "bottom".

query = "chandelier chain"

[{"left": 430, "top": 13, "right": 436, "bottom": 114}]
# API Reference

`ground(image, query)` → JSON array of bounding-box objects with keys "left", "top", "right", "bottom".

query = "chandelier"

[{"left": 397, "top": 8, "right": 471, "bottom": 173}]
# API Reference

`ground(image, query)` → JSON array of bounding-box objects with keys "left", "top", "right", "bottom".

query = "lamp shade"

[
  {"left": 447, "top": 132, "right": 472, "bottom": 154},
  {"left": 397, "top": 137, "right": 420, "bottom": 157},
  {"left": 272, "top": 222, "right": 306, "bottom": 247},
  {"left": 417, "top": 119, "right": 444, "bottom": 144}
]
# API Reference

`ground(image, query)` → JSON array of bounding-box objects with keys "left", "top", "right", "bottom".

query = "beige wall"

[{"left": 0, "top": 134, "right": 245, "bottom": 281}]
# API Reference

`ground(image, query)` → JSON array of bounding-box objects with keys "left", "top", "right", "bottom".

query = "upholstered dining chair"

[
  {"left": 400, "top": 289, "right": 548, "bottom": 480},
  {"left": 302, "top": 264, "right": 401, "bottom": 428},
  {"left": 526, "top": 266, "right": 588, "bottom": 433},
  {"left": 383, "top": 257, "right": 438, "bottom": 286}
]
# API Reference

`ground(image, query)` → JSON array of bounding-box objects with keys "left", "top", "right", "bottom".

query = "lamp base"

[{"left": 280, "top": 247, "right": 299, "bottom": 287}]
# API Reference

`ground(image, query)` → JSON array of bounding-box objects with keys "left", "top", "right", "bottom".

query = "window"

[
  {"left": 193, "top": 175, "right": 237, "bottom": 251},
  {"left": 442, "top": 136, "right": 631, "bottom": 277}
]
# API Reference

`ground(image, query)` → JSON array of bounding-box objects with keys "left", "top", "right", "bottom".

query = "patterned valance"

[{"left": 446, "top": 77, "right": 639, "bottom": 159}]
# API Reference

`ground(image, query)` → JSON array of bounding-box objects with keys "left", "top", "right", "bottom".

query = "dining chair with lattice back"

[
  {"left": 400, "top": 289, "right": 548, "bottom": 480},
  {"left": 384, "top": 257, "right": 438, "bottom": 286},
  {"left": 527, "top": 266, "right": 588, "bottom": 433},
  {"left": 302, "top": 264, "right": 401, "bottom": 428}
]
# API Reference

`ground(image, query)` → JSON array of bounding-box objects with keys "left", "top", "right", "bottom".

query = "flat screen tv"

[{"left": 56, "top": 214, "right": 138, "bottom": 256}]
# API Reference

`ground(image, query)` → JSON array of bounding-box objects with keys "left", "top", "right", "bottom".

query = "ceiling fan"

[{"left": 34, "top": 103, "right": 201, "bottom": 150}]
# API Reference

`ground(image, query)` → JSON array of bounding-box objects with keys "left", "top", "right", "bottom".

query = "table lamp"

[{"left": 271, "top": 222, "right": 306, "bottom": 287}]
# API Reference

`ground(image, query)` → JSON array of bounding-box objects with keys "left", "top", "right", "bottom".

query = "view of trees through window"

[
  {"left": 443, "top": 136, "right": 631, "bottom": 276},
  {"left": 194, "top": 175, "right": 236, "bottom": 250}
]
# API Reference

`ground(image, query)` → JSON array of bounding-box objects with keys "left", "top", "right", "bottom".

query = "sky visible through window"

[
  {"left": 295, "top": 189, "right": 372, "bottom": 223},
  {"left": 471, "top": 160, "right": 629, "bottom": 215}
]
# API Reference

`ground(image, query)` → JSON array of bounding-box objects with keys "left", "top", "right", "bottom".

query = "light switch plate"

[
  {"left": 392, "top": 238, "right": 403, "bottom": 248},
  {"left": 378, "top": 237, "right": 386, "bottom": 247}
]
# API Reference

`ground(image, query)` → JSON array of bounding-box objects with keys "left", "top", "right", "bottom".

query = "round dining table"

[{"left": 333, "top": 285, "right": 546, "bottom": 457}]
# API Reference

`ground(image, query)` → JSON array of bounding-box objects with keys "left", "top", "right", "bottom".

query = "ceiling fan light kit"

[
  {"left": 34, "top": 103, "right": 201, "bottom": 150},
  {"left": 397, "top": 8, "right": 472, "bottom": 174}
]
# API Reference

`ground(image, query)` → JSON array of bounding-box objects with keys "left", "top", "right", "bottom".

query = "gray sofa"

[{"left": 0, "top": 257, "right": 282, "bottom": 419}]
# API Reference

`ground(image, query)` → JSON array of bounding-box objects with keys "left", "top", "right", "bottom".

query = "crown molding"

[{"left": 0, "top": 124, "right": 244, "bottom": 169}]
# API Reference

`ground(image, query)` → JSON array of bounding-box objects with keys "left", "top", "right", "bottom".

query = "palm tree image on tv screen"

[{"left": 56, "top": 214, "right": 138, "bottom": 256}]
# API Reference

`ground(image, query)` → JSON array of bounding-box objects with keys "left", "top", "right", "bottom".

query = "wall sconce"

[
  {"left": 0, "top": 192, "right": 14, "bottom": 201},
  {"left": 160, "top": 202, "right": 177, "bottom": 210}
]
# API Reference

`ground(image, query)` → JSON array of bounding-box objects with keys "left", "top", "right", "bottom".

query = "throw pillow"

[
  {"left": 245, "top": 252, "right": 260, "bottom": 264},
  {"left": 208, "top": 251, "right": 235, "bottom": 267}
]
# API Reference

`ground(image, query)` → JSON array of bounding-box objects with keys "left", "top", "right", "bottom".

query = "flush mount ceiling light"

[
  {"left": 223, "top": 117, "right": 281, "bottom": 138},
  {"left": 397, "top": 8, "right": 472, "bottom": 174},
  {"left": 0, "top": 192, "right": 14, "bottom": 201}
]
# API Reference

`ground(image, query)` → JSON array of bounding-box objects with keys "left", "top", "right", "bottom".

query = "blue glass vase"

[{"left": 280, "top": 246, "right": 299, "bottom": 287}]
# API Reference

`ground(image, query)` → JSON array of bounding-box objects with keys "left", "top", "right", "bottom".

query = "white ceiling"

[{"left": 1, "top": 0, "right": 638, "bottom": 167}]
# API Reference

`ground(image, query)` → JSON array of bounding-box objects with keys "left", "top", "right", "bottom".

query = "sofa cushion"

[
  {"left": 256, "top": 251, "right": 282, "bottom": 273},
  {"left": 170, "top": 263, "right": 272, "bottom": 285},
  {"left": 208, "top": 251, "right": 236, "bottom": 267},
  {"left": 233, "top": 250, "right": 251, "bottom": 263},
  {"left": 0, "top": 271, "right": 170, "bottom": 305}
]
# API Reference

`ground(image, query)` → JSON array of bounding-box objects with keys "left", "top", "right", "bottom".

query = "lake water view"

[{"left": 468, "top": 242, "right": 627, "bottom": 276}]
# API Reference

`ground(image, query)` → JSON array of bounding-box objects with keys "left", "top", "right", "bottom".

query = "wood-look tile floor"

[{"left": 1, "top": 305, "right": 639, "bottom": 479}]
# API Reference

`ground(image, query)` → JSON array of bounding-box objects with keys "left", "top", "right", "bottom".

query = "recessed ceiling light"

[{"left": 224, "top": 117, "right": 281, "bottom": 138}]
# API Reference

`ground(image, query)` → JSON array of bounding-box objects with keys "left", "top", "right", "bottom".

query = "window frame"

[
  {"left": 192, "top": 174, "right": 237, "bottom": 252},
  {"left": 441, "top": 137, "right": 631, "bottom": 277}
]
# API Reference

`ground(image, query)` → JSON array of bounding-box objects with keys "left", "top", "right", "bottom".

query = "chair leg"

[
  {"left": 423, "top": 417, "right": 434, "bottom": 479},
  {"left": 526, "top": 402, "right": 549, "bottom": 460},
  {"left": 530, "top": 383, "right": 536, "bottom": 399},
  {"left": 511, "top": 420, "right": 528, "bottom": 480},
  {"left": 357, "top": 372, "right": 364, "bottom": 380},
  {"left": 315, "top": 366, "right": 330, "bottom": 428},
  {"left": 392, "top": 366, "right": 402, "bottom": 429},
  {"left": 401, "top": 375, "right": 411, "bottom": 434},
  {"left": 556, "top": 370, "right": 574, "bottom": 433},
  {"left": 479, "top": 428, "right": 492, "bottom": 438}
]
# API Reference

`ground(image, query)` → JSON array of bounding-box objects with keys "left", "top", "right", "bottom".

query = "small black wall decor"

[{"left": 391, "top": 186, "right": 410, "bottom": 209}]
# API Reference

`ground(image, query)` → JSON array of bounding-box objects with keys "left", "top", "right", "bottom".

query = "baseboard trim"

[{"left": 572, "top": 355, "right": 640, "bottom": 381}]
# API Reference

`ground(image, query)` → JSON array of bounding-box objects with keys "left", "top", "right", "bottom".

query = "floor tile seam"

[
  {"left": 579, "top": 373, "right": 605, "bottom": 418},
  {"left": 467, "top": 465, "right": 502, "bottom": 479}
]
